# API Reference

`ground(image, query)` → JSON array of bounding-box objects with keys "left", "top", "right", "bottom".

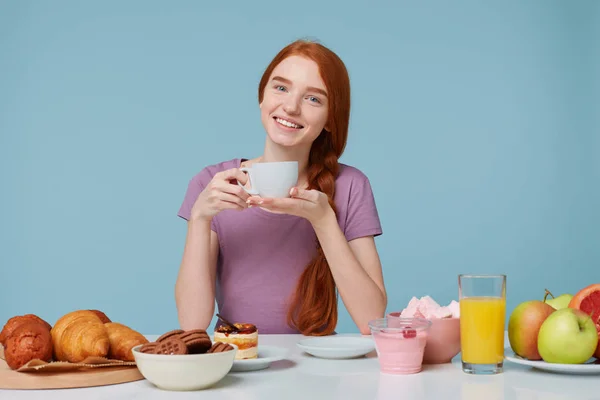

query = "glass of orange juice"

[{"left": 458, "top": 274, "right": 506, "bottom": 374}]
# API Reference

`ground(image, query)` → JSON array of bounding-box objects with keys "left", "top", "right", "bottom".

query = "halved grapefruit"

[{"left": 568, "top": 283, "right": 600, "bottom": 359}]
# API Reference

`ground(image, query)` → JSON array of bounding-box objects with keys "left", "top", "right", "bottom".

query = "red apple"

[{"left": 508, "top": 300, "right": 555, "bottom": 360}]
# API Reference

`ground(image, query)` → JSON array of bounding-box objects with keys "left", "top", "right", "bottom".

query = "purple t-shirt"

[{"left": 177, "top": 158, "right": 383, "bottom": 334}]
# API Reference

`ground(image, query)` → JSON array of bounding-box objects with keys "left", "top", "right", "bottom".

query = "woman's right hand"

[{"left": 190, "top": 168, "right": 251, "bottom": 222}]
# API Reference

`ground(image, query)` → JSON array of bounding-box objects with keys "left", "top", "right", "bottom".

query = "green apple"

[
  {"left": 537, "top": 308, "right": 598, "bottom": 364},
  {"left": 543, "top": 289, "right": 573, "bottom": 310}
]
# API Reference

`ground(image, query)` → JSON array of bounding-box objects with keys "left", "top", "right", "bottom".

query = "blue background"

[{"left": 1, "top": 0, "right": 598, "bottom": 335}]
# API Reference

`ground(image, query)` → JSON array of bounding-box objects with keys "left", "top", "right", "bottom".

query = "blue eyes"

[{"left": 273, "top": 85, "right": 321, "bottom": 104}]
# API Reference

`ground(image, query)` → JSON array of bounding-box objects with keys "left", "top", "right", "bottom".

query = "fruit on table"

[
  {"left": 537, "top": 308, "right": 598, "bottom": 364},
  {"left": 568, "top": 283, "right": 600, "bottom": 359},
  {"left": 508, "top": 300, "right": 555, "bottom": 360},
  {"left": 543, "top": 289, "right": 573, "bottom": 310}
]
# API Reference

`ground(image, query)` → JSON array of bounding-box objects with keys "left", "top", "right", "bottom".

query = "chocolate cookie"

[
  {"left": 179, "top": 329, "right": 212, "bottom": 354},
  {"left": 156, "top": 329, "right": 184, "bottom": 343},
  {"left": 154, "top": 338, "right": 188, "bottom": 355},
  {"left": 207, "top": 342, "right": 233, "bottom": 353},
  {"left": 139, "top": 342, "right": 158, "bottom": 354}
]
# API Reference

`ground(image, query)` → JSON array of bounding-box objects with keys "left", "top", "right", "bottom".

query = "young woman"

[{"left": 175, "top": 39, "right": 387, "bottom": 336}]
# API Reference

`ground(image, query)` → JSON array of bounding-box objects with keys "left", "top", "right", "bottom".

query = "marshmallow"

[{"left": 399, "top": 296, "right": 460, "bottom": 319}]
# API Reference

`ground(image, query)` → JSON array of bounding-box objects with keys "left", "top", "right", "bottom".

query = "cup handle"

[{"left": 238, "top": 167, "right": 259, "bottom": 195}]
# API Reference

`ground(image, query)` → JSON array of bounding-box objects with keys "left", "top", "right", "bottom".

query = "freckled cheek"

[
  {"left": 303, "top": 108, "right": 328, "bottom": 131},
  {"left": 261, "top": 103, "right": 279, "bottom": 121},
  {"left": 260, "top": 94, "right": 278, "bottom": 110}
]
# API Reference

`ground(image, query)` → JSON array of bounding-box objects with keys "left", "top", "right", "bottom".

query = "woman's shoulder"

[
  {"left": 334, "top": 163, "right": 382, "bottom": 238},
  {"left": 334, "top": 163, "right": 379, "bottom": 202},
  {"left": 336, "top": 163, "right": 373, "bottom": 186}
]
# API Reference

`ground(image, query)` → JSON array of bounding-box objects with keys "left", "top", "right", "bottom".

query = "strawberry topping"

[{"left": 402, "top": 328, "right": 417, "bottom": 339}]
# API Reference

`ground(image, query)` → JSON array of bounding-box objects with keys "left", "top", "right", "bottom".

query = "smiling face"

[{"left": 259, "top": 55, "right": 329, "bottom": 150}]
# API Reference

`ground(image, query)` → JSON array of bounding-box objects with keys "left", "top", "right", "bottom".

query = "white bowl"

[{"left": 131, "top": 343, "right": 237, "bottom": 391}]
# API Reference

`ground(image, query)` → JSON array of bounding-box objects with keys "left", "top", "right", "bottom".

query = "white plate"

[
  {"left": 230, "top": 345, "right": 289, "bottom": 372},
  {"left": 504, "top": 349, "right": 600, "bottom": 375},
  {"left": 297, "top": 336, "right": 376, "bottom": 359}
]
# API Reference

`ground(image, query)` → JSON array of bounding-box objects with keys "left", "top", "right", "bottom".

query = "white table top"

[{"left": 1, "top": 333, "right": 598, "bottom": 400}]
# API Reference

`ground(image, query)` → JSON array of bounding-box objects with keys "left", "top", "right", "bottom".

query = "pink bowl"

[{"left": 387, "top": 311, "right": 461, "bottom": 364}]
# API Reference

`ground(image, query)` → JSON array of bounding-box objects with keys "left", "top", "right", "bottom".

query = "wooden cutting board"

[{"left": 0, "top": 347, "right": 145, "bottom": 390}]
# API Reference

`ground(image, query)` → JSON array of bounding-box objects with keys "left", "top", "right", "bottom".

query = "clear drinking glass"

[
  {"left": 458, "top": 274, "right": 506, "bottom": 374},
  {"left": 368, "top": 317, "right": 432, "bottom": 374}
]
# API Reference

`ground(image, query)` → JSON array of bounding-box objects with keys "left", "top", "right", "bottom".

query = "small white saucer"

[
  {"left": 230, "top": 345, "right": 289, "bottom": 372},
  {"left": 297, "top": 336, "right": 376, "bottom": 359}
]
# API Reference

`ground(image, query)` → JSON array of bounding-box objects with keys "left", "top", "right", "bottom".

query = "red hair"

[{"left": 258, "top": 39, "right": 351, "bottom": 335}]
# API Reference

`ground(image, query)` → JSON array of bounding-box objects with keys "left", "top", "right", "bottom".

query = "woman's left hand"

[{"left": 247, "top": 187, "right": 335, "bottom": 227}]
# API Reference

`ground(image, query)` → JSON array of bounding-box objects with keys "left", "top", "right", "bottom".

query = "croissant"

[
  {"left": 104, "top": 322, "right": 149, "bottom": 361},
  {"left": 50, "top": 310, "right": 110, "bottom": 362},
  {"left": 88, "top": 310, "right": 111, "bottom": 324}
]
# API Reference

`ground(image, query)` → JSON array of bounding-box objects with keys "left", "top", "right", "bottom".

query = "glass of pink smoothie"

[{"left": 369, "top": 317, "right": 432, "bottom": 374}]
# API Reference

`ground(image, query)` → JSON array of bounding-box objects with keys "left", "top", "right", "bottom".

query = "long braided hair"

[{"left": 257, "top": 39, "right": 351, "bottom": 335}]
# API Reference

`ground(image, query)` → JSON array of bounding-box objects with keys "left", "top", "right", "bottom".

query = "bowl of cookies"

[{"left": 131, "top": 329, "right": 237, "bottom": 391}]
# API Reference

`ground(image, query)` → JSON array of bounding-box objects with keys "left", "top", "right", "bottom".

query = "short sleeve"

[
  {"left": 177, "top": 168, "right": 217, "bottom": 231},
  {"left": 343, "top": 173, "right": 383, "bottom": 242}
]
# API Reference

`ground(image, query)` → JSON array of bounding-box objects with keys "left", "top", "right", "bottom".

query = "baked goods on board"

[
  {"left": 0, "top": 309, "right": 147, "bottom": 370},
  {"left": 51, "top": 310, "right": 111, "bottom": 363},
  {"left": 105, "top": 322, "right": 149, "bottom": 362},
  {"left": 4, "top": 321, "right": 53, "bottom": 370},
  {"left": 0, "top": 314, "right": 52, "bottom": 347},
  {"left": 89, "top": 309, "right": 111, "bottom": 324}
]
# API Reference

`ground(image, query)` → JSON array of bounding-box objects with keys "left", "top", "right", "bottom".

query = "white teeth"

[{"left": 275, "top": 117, "right": 301, "bottom": 129}]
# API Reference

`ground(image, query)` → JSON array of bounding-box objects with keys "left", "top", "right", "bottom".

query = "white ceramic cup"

[{"left": 238, "top": 161, "right": 298, "bottom": 198}]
